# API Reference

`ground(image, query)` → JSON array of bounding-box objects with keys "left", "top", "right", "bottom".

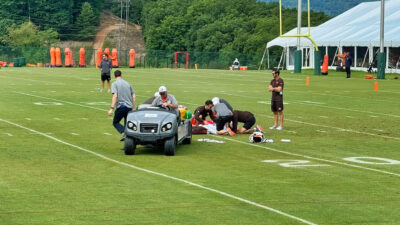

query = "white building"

[{"left": 263, "top": 0, "right": 400, "bottom": 73}]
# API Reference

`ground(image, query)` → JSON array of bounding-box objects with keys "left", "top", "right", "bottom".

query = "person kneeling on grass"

[
  {"left": 212, "top": 98, "right": 235, "bottom": 136},
  {"left": 108, "top": 70, "right": 136, "bottom": 141},
  {"left": 231, "top": 110, "right": 263, "bottom": 134}
]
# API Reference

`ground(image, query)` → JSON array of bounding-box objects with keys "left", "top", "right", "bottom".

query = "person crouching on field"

[
  {"left": 231, "top": 110, "right": 263, "bottom": 134},
  {"left": 212, "top": 99, "right": 235, "bottom": 136},
  {"left": 193, "top": 100, "right": 217, "bottom": 126}
]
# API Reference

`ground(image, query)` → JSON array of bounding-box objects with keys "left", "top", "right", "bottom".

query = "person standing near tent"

[
  {"left": 99, "top": 54, "right": 112, "bottom": 93},
  {"left": 268, "top": 70, "right": 284, "bottom": 130},
  {"left": 108, "top": 70, "right": 136, "bottom": 141},
  {"left": 345, "top": 52, "right": 352, "bottom": 79}
]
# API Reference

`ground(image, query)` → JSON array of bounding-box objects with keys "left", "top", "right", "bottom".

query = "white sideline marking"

[
  {"left": 15, "top": 92, "right": 107, "bottom": 112},
  {"left": 54, "top": 118, "right": 61, "bottom": 121},
  {"left": 104, "top": 132, "right": 112, "bottom": 136},
  {"left": 346, "top": 116, "right": 354, "bottom": 118},
  {"left": 71, "top": 133, "right": 79, "bottom": 136},
  {"left": 214, "top": 136, "right": 400, "bottom": 177},
  {"left": 369, "top": 115, "right": 378, "bottom": 118},
  {"left": 4, "top": 133, "right": 13, "bottom": 137},
  {"left": 316, "top": 130, "right": 326, "bottom": 133},
  {"left": 0, "top": 118, "right": 316, "bottom": 225},
  {"left": 81, "top": 118, "right": 89, "bottom": 120},
  {"left": 319, "top": 116, "right": 329, "bottom": 119},
  {"left": 25, "top": 118, "right": 31, "bottom": 121}
]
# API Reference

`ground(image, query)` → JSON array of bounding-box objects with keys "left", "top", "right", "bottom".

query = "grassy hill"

[{"left": 259, "top": 0, "right": 376, "bottom": 16}]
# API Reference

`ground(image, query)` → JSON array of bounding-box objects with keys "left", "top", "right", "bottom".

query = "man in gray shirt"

[
  {"left": 151, "top": 86, "right": 178, "bottom": 110},
  {"left": 99, "top": 54, "right": 112, "bottom": 93},
  {"left": 212, "top": 98, "right": 235, "bottom": 136},
  {"left": 108, "top": 70, "right": 136, "bottom": 140}
]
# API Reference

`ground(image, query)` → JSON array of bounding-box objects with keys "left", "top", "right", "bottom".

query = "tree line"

[{"left": 0, "top": 0, "right": 330, "bottom": 64}]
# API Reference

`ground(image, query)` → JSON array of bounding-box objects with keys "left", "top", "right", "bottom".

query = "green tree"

[
  {"left": 2, "top": 22, "right": 58, "bottom": 47},
  {"left": 75, "top": 2, "right": 97, "bottom": 41}
]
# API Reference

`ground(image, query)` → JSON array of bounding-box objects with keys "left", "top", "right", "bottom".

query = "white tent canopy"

[{"left": 264, "top": 0, "right": 400, "bottom": 73}]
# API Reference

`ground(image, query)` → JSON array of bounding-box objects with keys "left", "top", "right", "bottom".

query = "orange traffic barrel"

[
  {"left": 96, "top": 48, "right": 102, "bottom": 68},
  {"left": 55, "top": 47, "right": 62, "bottom": 67},
  {"left": 129, "top": 49, "right": 135, "bottom": 68},
  {"left": 79, "top": 48, "right": 85, "bottom": 67},
  {"left": 111, "top": 48, "right": 118, "bottom": 68},
  {"left": 50, "top": 47, "right": 56, "bottom": 67}
]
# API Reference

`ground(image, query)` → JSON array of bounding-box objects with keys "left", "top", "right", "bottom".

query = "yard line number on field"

[{"left": 0, "top": 118, "right": 317, "bottom": 225}]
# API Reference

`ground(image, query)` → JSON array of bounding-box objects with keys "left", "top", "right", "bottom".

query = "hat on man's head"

[
  {"left": 212, "top": 97, "right": 220, "bottom": 105},
  {"left": 159, "top": 86, "right": 167, "bottom": 92}
]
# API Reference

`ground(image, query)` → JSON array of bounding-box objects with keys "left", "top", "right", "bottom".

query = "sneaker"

[
  {"left": 107, "top": 89, "right": 111, "bottom": 93},
  {"left": 100, "top": 89, "right": 104, "bottom": 92},
  {"left": 276, "top": 126, "right": 283, "bottom": 130},
  {"left": 120, "top": 134, "right": 126, "bottom": 141},
  {"left": 269, "top": 125, "right": 277, "bottom": 130},
  {"left": 256, "top": 125, "right": 264, "bottom": 133},
  {"left": 226, "top": 127, "right": 235, "bottom": 136}
]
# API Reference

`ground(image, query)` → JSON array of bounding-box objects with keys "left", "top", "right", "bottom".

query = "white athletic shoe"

[
  {"left": 107, "top": 89, "right": 111, "bottom": 93},
  {"left": 269, "top": 125, "right": 277, "bottom": 130},
  {"left": 100, "top": 89, "right": 104, "bottom": 92},
  {"left": 276, "top": 126, "right": 283, "bottom": 130}
]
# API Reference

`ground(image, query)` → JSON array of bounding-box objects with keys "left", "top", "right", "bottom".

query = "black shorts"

[
  {"left": 216, "top": 116, "right": 232, "bottom": 131},
  {"left": 271, "top": 100, "right": 284, "bottom": 112},
  {"left": 243, "top": 116, "right": 256, "bottom": 130},
  {"left": 101, "top": 72, "right": 111, "bottom": 81}
]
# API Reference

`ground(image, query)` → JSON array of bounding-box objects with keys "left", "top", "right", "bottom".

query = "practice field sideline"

[{"left": 1, "top": 67, "right": 399, "bottom": 224}]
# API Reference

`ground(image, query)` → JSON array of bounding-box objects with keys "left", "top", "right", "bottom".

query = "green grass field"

[{"left": 1, "top": 67, "right": 399, "bottom": 225}]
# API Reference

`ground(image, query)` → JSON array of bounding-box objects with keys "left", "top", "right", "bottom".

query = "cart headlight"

[
  {"left": 161, "top": 122, "right": 172, "bottom": 132},
  {"left": 127, "top": 121, "right": 137, "bottom": 131}
]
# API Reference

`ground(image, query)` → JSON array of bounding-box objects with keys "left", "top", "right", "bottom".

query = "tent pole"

[
  {"left": 259, "top": 43, "right": 269, "bottom": 70},
  {"left": 267, "top": 48, "right": 270, "bottom": 70},
  {"left": 331, "top": 47, "right": 338, "bottom": 67},
  {"left": 361, "top": 47, "right": 369, "bottom": 68}
]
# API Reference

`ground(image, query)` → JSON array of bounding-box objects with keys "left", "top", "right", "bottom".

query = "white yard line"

[
  {"left": 257, "top": 114, "right": 400, "bottom": 141},
  {"left": 0, "top": 118, "right": 316, "bottom": 225},
  {"left": 0, "top": 75, "right": 65, "bottom": 85},
  {"left": 15, "top": 92, "right": 107, "bottom": 112},
  {"left": 4, "top": 133, "right": 13, "bottom": 136},
  {"left": 214, "top": 136, "right": 400, "bottom": 178}
]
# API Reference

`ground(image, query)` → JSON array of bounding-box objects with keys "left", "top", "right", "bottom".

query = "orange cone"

[
  {"left": 306, "top": 76, "right": 310, "bottom": 86},
  {"left": 374, "top": 81, "right": 378, "bottom": 92}
]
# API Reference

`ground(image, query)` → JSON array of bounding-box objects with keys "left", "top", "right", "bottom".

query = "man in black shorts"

[
  {"left": 268, "top": 70, "right": 284, "bottom": 130},
  {"left": 99, "top": 54, "right": 112, "bottom": 93},
  {"left": 231, "top": 110, "right": 262, "bottom": 134},
  {"left": 213, "top": 100, "right": 235, "bottom": 136}
]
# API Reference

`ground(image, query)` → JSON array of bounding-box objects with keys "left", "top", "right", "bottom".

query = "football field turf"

[{"left": 0, "top": 67, "right": 399, "bottom": 224}]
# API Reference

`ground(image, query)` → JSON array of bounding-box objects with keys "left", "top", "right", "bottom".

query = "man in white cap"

[{"left": 151, "top": 86, "right": 178, "bottom": 110}]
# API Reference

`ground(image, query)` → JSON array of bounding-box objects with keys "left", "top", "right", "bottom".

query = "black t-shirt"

[
  {"left": 194, "top": 106, "right": 217, "bottom": 123},
  {"left": 270, "top": 78, "right": 284, "bottom": 101}
]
